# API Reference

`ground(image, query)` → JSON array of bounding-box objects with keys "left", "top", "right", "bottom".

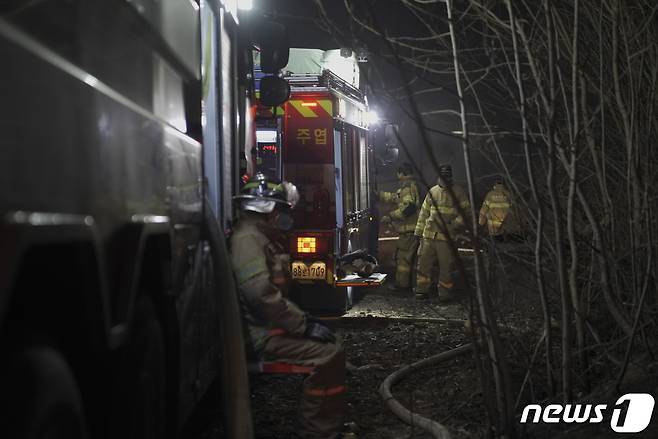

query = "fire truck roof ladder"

[{"left": 285, "top": 71, "right": 364, "bottom": 103}]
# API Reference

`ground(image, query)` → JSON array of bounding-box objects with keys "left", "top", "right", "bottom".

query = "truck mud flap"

[{"left": 335, "top": 272, "right": 387, "bottom": 287}]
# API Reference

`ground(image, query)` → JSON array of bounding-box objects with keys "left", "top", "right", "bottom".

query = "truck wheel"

[
  {"left": 109, "top": 296, "right": 166, "bottom": 439},
  {"left": 1, "top": 346, "right": 87, "bottom": 439}
]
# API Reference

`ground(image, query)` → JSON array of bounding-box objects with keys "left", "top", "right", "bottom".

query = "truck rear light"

[
  {"left": 297, "top": 237, "right": 317, "bottom": 254},
  {"left": 290, "top": 231, "right": 333, "bottom": 259}
]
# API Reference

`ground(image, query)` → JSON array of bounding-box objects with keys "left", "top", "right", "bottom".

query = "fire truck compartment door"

[{"left": 335, "top": 273, "right": 387, "bottom": 287}]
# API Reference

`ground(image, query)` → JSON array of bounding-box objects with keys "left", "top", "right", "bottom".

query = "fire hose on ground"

[{"left": 378, "top": 343, "right": 474, "bottom": 439}]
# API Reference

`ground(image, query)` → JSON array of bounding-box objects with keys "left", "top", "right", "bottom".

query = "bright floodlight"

[
  {"left": 238, "top": 0, "right": 253, "bottom": 10},
  {"left": 366, "top": 109, "right": 380, "bottom": 125}
]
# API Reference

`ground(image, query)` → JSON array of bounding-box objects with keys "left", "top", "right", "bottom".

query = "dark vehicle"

[
  {"left": 0, "top": 1, "right": 288, "bottom": 438},
  {"left": 255, "top": 48, "right": 385, "bottom": 313}
]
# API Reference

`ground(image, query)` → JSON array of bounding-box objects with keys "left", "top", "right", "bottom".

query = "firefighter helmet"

[
  {"left": 397, "top": 162, "right": 413, "bottom": 176},
  {"left": 438, "top": 164, "right": 453, "bottom": 179},
  {"left": 235, "top": 173, "right": 298, "bottom": 213}
]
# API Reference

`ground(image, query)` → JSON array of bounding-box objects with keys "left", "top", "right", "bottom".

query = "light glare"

[
  {"left": 366, "top": 110, "right": 380, "bottom": 125},
  {"left": 238, "top": 0, "right": 253, "bottom": 10}
]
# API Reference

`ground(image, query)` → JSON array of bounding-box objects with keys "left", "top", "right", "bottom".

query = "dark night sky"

[{"left": 254, "top": 0, "right": 502, "bottom": 197}]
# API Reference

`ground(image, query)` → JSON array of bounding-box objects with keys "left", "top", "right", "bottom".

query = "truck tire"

[
  {"left": 1, "top": 346, "right": 87, "bottom": 439},
  {"left": 109, "top": 296, "right": 166, "bottom": 439}
]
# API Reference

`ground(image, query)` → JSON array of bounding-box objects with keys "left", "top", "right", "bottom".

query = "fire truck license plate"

[{"left": 291, "top": 261, "right": 326, "bottom": 280}]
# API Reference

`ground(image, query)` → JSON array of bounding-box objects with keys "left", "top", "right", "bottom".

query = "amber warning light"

[
  {"left": 300, "top": 102, "right": 318, "bottom": 107},
  {"left": 297, "top": 237, "right": 317, "bottom": 253}
]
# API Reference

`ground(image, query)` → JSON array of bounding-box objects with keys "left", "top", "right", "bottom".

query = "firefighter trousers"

[
  {"left": 394, "top": 233, "right": 419, "bottom": 288},
  {"left": 263, "top": 334, "right": 345, "bottom": 438},
  {"left": 415, "top": 238, "right": 455, "bottom": 295}
]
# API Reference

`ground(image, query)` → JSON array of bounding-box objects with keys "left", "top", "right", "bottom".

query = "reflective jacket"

[
  {"left": 414, "top": 183, "right": 470, "bottom": 241},
  {"left": 229, "top": 213, "right": 306, "bottom": 352},
  {"left": 380, "top": 178, "right": 420, "bottom": 234},
  {"left": 478, "top": 184, "right": 520, "bottom": 235}
]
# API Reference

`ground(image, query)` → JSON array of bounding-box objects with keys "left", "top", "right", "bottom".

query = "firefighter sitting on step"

[
  {"left": 379, "top": 162, "right": 420, "bottom": 292},
  {"left": 478, "top": 176, "right": 522, "bottom": 241},
  {"left": 414, "top": 164, "right": 470, "bottom": 302},
  {"left": 230, "top": 173, "right": 349, "bottom": 439}
]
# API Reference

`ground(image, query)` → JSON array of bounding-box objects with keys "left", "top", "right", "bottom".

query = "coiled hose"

[{"left": 378, "top": 343, "right": 474, "bottom": 439}]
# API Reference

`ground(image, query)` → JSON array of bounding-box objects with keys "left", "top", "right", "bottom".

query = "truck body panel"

[{"left": 0, "top": 0, "right": 259, "bottom": 432}]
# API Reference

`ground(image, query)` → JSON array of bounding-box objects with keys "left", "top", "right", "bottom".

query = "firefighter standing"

[
  {"left": 478, "top": 176, "right": 521, "bottom": 240},
  {"left": 414, "top": 164, "right": 470, "bottom": 301},
  {"left": 379, "top": 163, "right": 420, "bottom": 291},
  {"left": 230, "top": 173, "right": 347, "bottom": 439}
]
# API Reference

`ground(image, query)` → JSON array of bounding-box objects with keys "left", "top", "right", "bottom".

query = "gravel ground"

[
  {"left": 185, "top": 251, "right": 658, "bottom": 438},
  {"left": 249, "top": 287, "right": 485, "bottom": 439},
  {"left": 247, "top": 286, "right": 658, "bottom": 439}
]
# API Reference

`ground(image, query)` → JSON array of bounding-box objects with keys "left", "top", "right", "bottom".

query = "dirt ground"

[
  {"left": 249, "top": 290, "right": 480, "bottom": 439},
  {"left": 185, "top": 247, "right": 658, "bottom": 438},
  {"left": 246, "top": 285, "right": 658, "bottom": 439}
]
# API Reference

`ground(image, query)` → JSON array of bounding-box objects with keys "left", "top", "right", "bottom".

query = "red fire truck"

[{"left": 256, "top": 49, "right": 385, "bottom": 313}]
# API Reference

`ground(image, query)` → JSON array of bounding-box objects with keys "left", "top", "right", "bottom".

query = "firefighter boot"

[
  {"left": 393, "top": 233, "right": 418, "bottom": 289},
  {"left": 298, "top": 391, "right": 344, "bottom": 439},
  {"left": 341, "top": 421, "right": 359, "bottom": 438},
  {"left": 414, "top": 288, "right": 429, "bottom": 300},
  {"left": 298, "top": 344, "right": 346, "bottom": 439},
  {"left": 414, "top": 238, "right": 436, "bottom": 299}
]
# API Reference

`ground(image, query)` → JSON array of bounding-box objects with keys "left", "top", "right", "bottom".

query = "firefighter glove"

[
  {"left": 381, "top": 215, "right": 392, "bottom": 225},
  {"left": 304, "top": 321, "right": 336, "bottom": 344}
]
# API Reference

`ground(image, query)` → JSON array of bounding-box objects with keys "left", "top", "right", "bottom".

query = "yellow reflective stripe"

[
  {"left": 289, "top": 100, "right": 319, "bottom": 118},
  {"left": 490, "top": 219, "right": 504, "bottom": 225},
  {"left": 235, "top": 257, "right": 268, "bottom": 284},
  {"left": 317, "top": 99, "right": 333, "bottom": 116},
  {"left": 381, "top": 191, "right": 396, "bottom": 202},
  {"left": 243, "top": 181, "right": 282, "bottom": 191}
]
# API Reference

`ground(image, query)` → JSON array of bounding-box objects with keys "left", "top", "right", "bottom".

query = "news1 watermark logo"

[{"left": 520, "top": 393, "right": 655, "bottom": 433}]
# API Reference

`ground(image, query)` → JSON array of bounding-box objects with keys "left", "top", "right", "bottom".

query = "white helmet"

[{"left": 234, "top": 173, "right": 299, "bottom": 213}]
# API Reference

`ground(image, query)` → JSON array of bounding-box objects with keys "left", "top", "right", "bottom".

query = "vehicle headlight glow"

[
  {"left": 366, "top": 109, "right": 380, "bottom": 125},
  {"left": 238, "top": 0, "right": 253, "bottom": 10}
]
